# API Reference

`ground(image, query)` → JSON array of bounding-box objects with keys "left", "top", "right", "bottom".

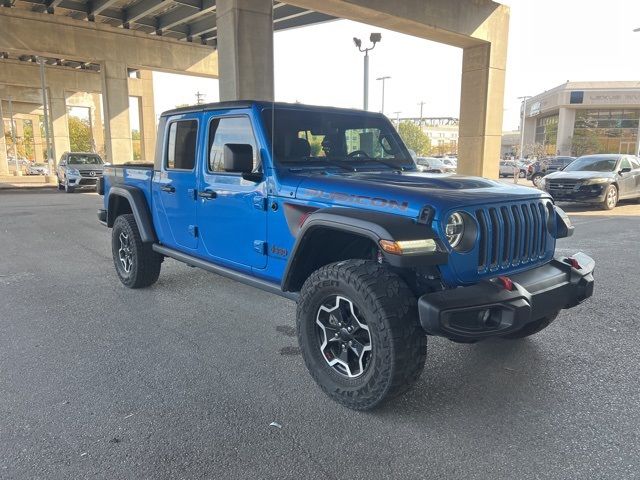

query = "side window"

[
  {"left": 620, "top": 158, "right": 631, "bottom": 170},
  {"left": 630, "top": 158, "right": 640, "bottom": 170},
  {"left": 166, "top": 120, "right": 198, "bottom": 170},
  {"left": 208, "top": 116, "right": 258, "bottom": 172}
]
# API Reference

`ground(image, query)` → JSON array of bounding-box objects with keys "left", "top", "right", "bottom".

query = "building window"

[
  {"left": 572, "top": 109, "right": 639, "bottom": 156},
  {"left": 534, "top": 114, "right": 559, "bottom": 154}
]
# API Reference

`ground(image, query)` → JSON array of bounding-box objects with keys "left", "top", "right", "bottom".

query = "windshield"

[
  {"left": 261, "top": 108, "right": 414, "bottom": 170},
  {"left": 564, "top": 156, "right": 617, "bottom": 172},
  {"left": 68, "top": 154, "right": 103, "bottom": 165}
]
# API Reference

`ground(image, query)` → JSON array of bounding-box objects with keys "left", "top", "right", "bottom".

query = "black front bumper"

[{"left": 418, "top": 252, "right": 595, "bottom": 341}]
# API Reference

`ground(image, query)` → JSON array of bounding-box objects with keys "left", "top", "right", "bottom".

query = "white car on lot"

[{"left": 26, "top": 163, "right": 50, "bottom": 175}]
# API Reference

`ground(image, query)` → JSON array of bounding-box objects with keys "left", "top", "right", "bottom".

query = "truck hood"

[
  {"left": 282, "top": 171, "right": 549, "bottom": 219},
  {"left": 544, "top": 170, "right": 615, "bottom": 181}
]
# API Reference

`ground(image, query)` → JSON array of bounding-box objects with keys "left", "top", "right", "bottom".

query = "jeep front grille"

[{"left": 475, "top": 201, "right": 548, "bottom": 273}]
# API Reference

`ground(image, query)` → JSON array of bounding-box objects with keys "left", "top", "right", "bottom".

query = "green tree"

[
  {"left": 68, "top": 116, "right": 93, "bottom": 152},
  {"left": 570, "top": 131, "right": 602, "bottom": 157},
  {"left": 132, "top": 129, "right": 142, "bottom": 160},
  {"left": 398, "top": 121, "right": 431, "bottom": 156}
]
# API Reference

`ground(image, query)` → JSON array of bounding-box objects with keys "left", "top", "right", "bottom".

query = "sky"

[{"left": 152, "top": 0, "right": 640, "bottom": 131}]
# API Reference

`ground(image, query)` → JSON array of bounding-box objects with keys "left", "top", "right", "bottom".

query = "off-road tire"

[
  {"left": 112, "top": 214, "right": 162, "bottom": 288},
  {"left": 502, "top": 312, "right": 558, "bottom": 339},
  {"left": 601, "top": 184, "right": 617, "bottom": 210},
  {"left": 296, "top": 259, "right": 427, "bottom": 410}
]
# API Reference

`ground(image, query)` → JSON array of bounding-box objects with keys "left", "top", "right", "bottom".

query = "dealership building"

[{"left": 521, "top": 81, "right": 640, "bottom": 157}]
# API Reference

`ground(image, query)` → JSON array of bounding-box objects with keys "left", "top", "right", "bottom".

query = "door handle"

[
  {"left": 198, "top": 190, "right": 217, "bottom": 199},
  {"left": 161, "top": 185, "right": 175, "bottom": 193}
]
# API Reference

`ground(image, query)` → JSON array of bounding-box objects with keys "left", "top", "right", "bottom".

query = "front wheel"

[
  {"left": 111, "top": 214, "right": 162, "bottom": 288},
  {"left": 601, "top": 184, "right": 617, "bottom": 210},
  {"left": 64, "top": 178, "right": 75, "bottom": 193},
  {"left": 296, "top": 260, "right": 427, "bottom": 410}
]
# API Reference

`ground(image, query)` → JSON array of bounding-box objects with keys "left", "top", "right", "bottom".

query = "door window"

[
  {"left": 166, "top": 120, "right": 198, "bottom": 170},
  {"left": 620, "top": 158, "right": 632, "bottom": 170},
  {"left": 208, "top": 116, "right": 258, "bottom": 172},
  {"left": 630, "top": 158, "right": 640, "bottom": 170}
]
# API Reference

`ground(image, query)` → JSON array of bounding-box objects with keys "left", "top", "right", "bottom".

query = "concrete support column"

[
  {"left": 216, "top": 0, "right": 274, "bottom": 101},
  {"left": 89, "top": 94, "right": 105, "bottom": 155},
  {"left": 101, "top": 61, "right": 132, "bottom": 164},
  {"left": 458, "top": 43, "right": 506, "bottom": 178},
  {"left": 139, "top": 70, "right": 156, "bottom": 162},
  {"left": 556, "top": 107, "right": 575, "bottom": 156},
  {"left": 0, "top": 104, "right": 8, "bottom": 174},
  {"left": 50, "top": 87, "right": 70, "bottom": 164}
]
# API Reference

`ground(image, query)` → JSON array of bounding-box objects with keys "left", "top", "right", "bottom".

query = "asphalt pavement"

[{"left": 1, "top": 190, "right": 639, "bottom": 479}]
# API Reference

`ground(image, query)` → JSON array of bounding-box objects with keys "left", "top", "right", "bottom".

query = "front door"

[
  {"left": 196, "top": 113, "right": 268, "bottom": 269},
  {"left": 155, "top": 116, "right": 200, "bottom": 251},
  {"left": 618, "top": 157, "right": 640, "bottom": 198}
]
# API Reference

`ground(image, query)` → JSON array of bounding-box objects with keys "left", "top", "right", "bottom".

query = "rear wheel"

[
  {"left": 297, "top": 260, "right": 427, "bottom": 410},
  {"left": 503, "top": 312, "right": 558, "bottom": 339},
  {"left": 111, "top": 214, "right": 162, "bottom": 288},
  {"left": 601, "top": 184, "right": 617, "bottom": 210}
]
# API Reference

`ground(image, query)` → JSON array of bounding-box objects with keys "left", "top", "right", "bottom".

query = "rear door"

[
  {"left": 154, "top": 115, "right": 200, "bottom": 251},
  {"left": 196, "top": 112, "right": 268, "bottom": 270},
  {"left": 618, "top": 156, "right": 637, "bottom": 198}
]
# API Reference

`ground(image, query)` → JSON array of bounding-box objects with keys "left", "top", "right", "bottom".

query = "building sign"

[
  {"left": 529, "top": 101, "right": 541, "bottom": 116},
  {"left": 585, "top": 93, "right": 640, "bottom": 105}
]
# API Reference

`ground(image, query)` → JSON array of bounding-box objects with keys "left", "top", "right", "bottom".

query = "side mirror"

[
  {"left": 620, "top": 167, "right": 631, "bottom": 174},
  {"left": 224, "top": 143, "right": 253, "bottom": 173}
]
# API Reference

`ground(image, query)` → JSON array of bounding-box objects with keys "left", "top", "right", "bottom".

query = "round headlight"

[{"left": 445, "top": 212, "right": 465, "bottom": 248}]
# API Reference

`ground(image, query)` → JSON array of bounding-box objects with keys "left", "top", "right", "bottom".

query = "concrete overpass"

[{"left": 0, "top": 0, "right": 509, "bottom": 178}]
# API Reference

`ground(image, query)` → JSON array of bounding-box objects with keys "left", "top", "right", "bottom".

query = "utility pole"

[
  {"left": 195, "top": 91, "right": 205, "bottom": 105},
  {"left": 517, "top": 96, "right": 532, "bottom": 162},
  {"left": 417, "top": 100, "right": 426, "bottom": 126},
  {"left": 353, "top": 33, "right": 382, "bottom": 111},
  {"left": 38, "top": 57, "right": 54, "bottom": 173},
  {"left": 376, "top": 76, "right": 391, "bottom": 114},
  {"left": 393, "top": 111, "right": 401, "bottom": 125}
]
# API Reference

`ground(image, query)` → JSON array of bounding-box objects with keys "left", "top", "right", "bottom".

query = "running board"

[{"left": 152, "top": 244, "right": 298, "bottom": 301}]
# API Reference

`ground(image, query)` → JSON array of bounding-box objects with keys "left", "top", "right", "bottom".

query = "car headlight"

[
  {"left": 445, "top": 212, "right": 465, "bottom": 249},
  {"left": 581, "top": 178, "right": 609, "bottom": 185},
  {"left": 67, "top": 168, "right": 80, "bottom": 176}
]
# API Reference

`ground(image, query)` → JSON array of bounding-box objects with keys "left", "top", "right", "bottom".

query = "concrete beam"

[
  {"left": 124, "top": 0, "right": 170, "bottom": 25},
  {"left": 216, "top": 0, "right": 273, "bottom": 101},
  {"left": 0, "top": 9, "right": 218, "bottom": 77},
  {"left": 90, "top": 0, "right": 120, "bottom": 16}
]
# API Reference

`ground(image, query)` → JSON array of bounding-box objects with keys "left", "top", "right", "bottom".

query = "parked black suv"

[{"left": 527, "top": 156, "right": 575, "bottom": 187}]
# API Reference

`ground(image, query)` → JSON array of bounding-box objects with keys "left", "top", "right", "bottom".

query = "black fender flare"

[
  {"left": 281, "top": 207, "right": 447, "bottom": 292},
  {"left": 107, "top": 185, "right": 157, "bottom": 243}
]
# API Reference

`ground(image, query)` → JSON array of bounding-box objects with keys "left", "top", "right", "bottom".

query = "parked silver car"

[
  {"left": 27, "top": 163, "right": 50, "bottom": 175},
  {"left": 499, "top": 160, "right": 527, "bottom": 178},
  {"left": 56, "top": 152, "right": 104, "bottom": 193}
]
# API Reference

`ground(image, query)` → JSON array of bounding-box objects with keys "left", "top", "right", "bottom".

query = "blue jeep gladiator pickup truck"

[{"left": 98, "top": 101, "right": 594, "bottom": 410}]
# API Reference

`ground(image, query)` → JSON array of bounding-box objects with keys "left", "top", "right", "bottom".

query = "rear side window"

[
  {"left": 208, "top": 116, "right": 257, "bottom": 172},
  {"left": 166, "top": 120, "right": 198, "bottom": 170}
]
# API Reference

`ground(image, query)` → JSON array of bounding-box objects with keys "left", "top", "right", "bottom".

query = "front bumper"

[
  {"left": 418, "top": 252, "right": 594, "bottom": 341},
  {"left": 546, "top": 187, "right": 606, "bottom": 203},
  {"left": 67, "top": 175, "right": 101, "bottom": 188}
]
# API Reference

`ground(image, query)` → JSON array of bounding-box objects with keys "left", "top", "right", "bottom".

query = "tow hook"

[{"left": 564, "top": 257, "right": 582, "bottom": 270}]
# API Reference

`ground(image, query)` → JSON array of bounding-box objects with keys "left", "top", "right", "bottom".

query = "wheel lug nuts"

[{"left": 348, "top": 341, "right": 353, "bottom": 346}]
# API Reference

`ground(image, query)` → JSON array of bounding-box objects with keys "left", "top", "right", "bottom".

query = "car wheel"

[
  {"left": 296, "top": 259, "right": 427, "bottom": 410},
  {"left": 64, "top": 178, "right": 75, "bottom": 193},
  {"left": 519, "top": 170, "right": 526, "bottom": 178},
  {"left": 502, "top": 312, "right": 558, "bottom": 339},
  {"left": 531, "top": 173, "right": 544, "bottom": 188},
  {"left": 602, "top": 184, "right": 618, "bottom": 210},
  {"left": 57, "top": 177, "right": 64, "bottom": 190},
  {"left": 111, "top": 214, "right": 162, "bottom": 288}
]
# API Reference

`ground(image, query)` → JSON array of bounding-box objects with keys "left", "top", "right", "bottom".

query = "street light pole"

[
  {"left": 353, "top": 33, "right": 382, "bottom": 111},
  {"left": 393, "top": 111, "right": 401, "bottom": 125},
  {"left": 38, "top": 57, "right": 54, "bottom": 173},
  {"left": 376, "top": 76, "right": 391, "bottom": 114},
  {"left": 518, "top": 96, "right": 532, "bottom": 162},
  {"left": 418, "top": 100, "right": 426, "bottom": 126},
  {"left": 7, "top": 96, "right": 20, "bottom": 176},
  {"left": 635, "top": 28, "right": 640, "bottom": 156}
]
